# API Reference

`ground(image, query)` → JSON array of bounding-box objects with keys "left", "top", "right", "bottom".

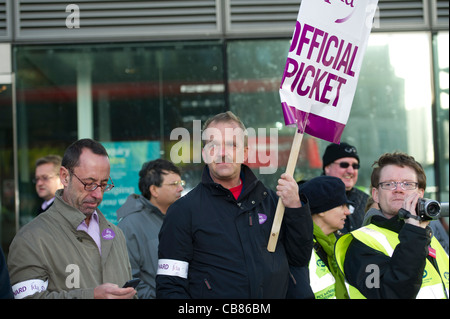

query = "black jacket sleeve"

[
  {"left": 282, "top": 196, "right": 313, "bottom": 267},
  {"left": 344, "top": 224, "right": 431, "bottom": 299},
  {"left": 0, "top": 247, "right": 14, "bottom": 299},
  {"left": 156, "top": 201, "right": 193, "bottom": 299}
]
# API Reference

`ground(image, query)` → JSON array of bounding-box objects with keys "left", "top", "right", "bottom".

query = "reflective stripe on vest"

[
  {"left": 335, "top": 224, "right": 449, "bottom": 299},
  {"left": 309, "top": 248, "right": 336, "bottom": 299},
  {"left": 334, "top": 234, "right": 367, "bottom": 299},
  {"left": 357, "top": 227, "right": 394, "bottom": 256}
]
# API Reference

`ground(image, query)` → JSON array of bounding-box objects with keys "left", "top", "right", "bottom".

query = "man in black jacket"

[
  {"left": 156, "top": 111, "right": 313, "bottom": 298},
  {"left": 335, "top": 152, "right": 449, "bottom": 299}
]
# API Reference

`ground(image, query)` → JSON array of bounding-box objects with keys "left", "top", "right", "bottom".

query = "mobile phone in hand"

[{"left": 122, "top": 278, "right": 140, "bottom": 288}]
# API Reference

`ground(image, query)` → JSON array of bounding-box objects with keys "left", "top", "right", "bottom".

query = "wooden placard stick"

[{"left": 267, "top": 129, "right": 304, "bottom": 252}]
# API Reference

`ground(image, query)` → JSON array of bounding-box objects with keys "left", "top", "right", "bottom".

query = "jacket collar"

[
  {"left": 53, "top": 189, "right": 115, "bottom": 230},
  {"left": 363, "top": 207, "right": 404, "bottom": 233},
  {"left": 202, "top": 164, "right": 257, "bottom": 187},
  {"left": 201, "top": 164, "right": 263, "bottom": 201},
  {"left": 53, "top": 189, "right": 117, "bottom": 261},
  {"left": 53, "top": 189, "right": 89, "bottom": 229},
  {"left": 116, "top": 193, "right": 164, "bottom": 220}
]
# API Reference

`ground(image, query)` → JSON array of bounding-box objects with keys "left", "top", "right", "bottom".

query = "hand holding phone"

[{"left": 122, "top": 278, "right": 140, "bottom": 289}]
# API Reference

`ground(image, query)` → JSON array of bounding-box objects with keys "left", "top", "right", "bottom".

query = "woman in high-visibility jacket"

[{"left": 299, "top": 176, "right": 352, "bottom": 299}]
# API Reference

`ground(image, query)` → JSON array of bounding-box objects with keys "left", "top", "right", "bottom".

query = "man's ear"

[
  {"left": 372, "top": 187, "right": 379, "bottom": 204},
  {"left": 149, "top": 185, "right": 159, "bottom": 199},
  {"left": 60, "top": 166, "right": 69, "bottom": 186}
]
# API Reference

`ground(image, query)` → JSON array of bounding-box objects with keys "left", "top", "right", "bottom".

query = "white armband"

[
  {"left": 157, "top": 259, "right": 189, "bottom": 279},
  {"left": 12, "top": 279, "right": 48, "bottom": 299}
]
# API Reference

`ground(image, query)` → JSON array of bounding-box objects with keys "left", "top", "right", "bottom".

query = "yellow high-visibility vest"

[
  {"left": 309, "top": 245, "right": 336, "bottom": 299},
  {"left": 335, "top": 223, "right": 449, "bottom": 299}
]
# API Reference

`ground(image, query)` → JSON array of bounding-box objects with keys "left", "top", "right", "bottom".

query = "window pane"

[
  {"left": 0, "top": 83, "right": 15, "bottom": 254},
  {"left": 227, "top": 40, "right": 304, "bottom": 188},
  {"left": 347, "top": 32, "right": 435, "bottom": 196},
  {"left": 227, "top": 33, "right": 436, "bottom": 197},
  {"left": 433, "top": 31, "right": 449, "bottom": 204},
  {"left": 13, "top": 33, "right": 444, "bottom": 226},
  {"left": 16, "top": 41, "right": 225, "bottom": 223},
  {"left": 16, "top": 45, "right": 77, "bottom": 225}
]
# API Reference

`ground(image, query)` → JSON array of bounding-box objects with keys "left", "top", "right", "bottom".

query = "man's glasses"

[
  {"left": 71, "top": 172, "right": 114, "bottom": 192},
  {"left": 378, "top": 181, "right": 418, "bottom": 191},
  {"left": 162, "top": 180, "right": 186, "bottom": 187},
  {"left": 333, "top": 162, "right": 360, "bottom": 170}
]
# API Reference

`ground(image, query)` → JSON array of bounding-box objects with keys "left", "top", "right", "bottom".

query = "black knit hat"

[
  {"left": 322, "top": 142, "right": 359, "bottom": 170},
  {"left": 299, "top": 176, "right": 351, "bottom": 214}
]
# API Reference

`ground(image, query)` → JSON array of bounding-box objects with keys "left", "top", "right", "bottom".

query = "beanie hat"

[
  {"left": 322, "top": 142, "right": 359, "bottom": 170},
  {"left": 299, "top": 176, "right": 351, "bottom": 214}
]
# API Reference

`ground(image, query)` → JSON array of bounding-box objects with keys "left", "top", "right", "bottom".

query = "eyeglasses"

[
  {"left": 71, "top": 172, "right": 114, "bottom": 192},
  {"left": 32, "top": 175, "right": 58, "bottom": 183},
  {"left": 333, "top": 162, "right": 360, "bottom": 170},
  {"left": 378, "top": 181, "right": 418, "bottom": 191},
  {"left": 162, "top": 180, "right": 186, "bottom": 187}
]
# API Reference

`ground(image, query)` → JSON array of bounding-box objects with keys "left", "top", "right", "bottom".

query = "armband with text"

[{"left": 157, "top": 259, "right": 189, "bottom": 279}]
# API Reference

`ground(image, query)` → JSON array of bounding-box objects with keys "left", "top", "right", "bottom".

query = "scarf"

[{"left": 313, "top": 223, "right": 349, "bottom": 299}]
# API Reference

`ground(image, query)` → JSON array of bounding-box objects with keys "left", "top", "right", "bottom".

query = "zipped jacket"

[
  {"left": 8, "top": 189, "right": 132, "bottom": 299},
  {"left": 156, "top": 165, "right": 313, "bottom": 299}
]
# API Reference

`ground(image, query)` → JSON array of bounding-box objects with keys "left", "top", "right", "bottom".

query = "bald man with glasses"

[{"left": 8, "top": 139, "right": 136, "bottom": 299}]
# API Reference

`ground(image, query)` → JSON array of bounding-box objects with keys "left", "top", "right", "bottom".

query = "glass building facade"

[{"left": 0, "top": 1, "right": 448, "bottom": 254}]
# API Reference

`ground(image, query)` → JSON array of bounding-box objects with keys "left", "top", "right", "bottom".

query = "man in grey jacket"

[{"left": 117, "top": 159, "right": 184, "bottom": 299}]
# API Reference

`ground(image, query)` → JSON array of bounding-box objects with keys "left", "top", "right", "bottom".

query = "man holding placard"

[
  {"left": 156, "top": 112, "right": 313, "bottom": 299},
  {"left": 270, "top": 0, "right": 379, "bottom": 250}
]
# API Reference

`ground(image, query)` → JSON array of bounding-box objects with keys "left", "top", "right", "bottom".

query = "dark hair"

[
  {"left": 139, "top": 159, "right": 181, "bottom": 200},
  {"left": 371, "top": 152, "right": 426, "bottom": 190},
  {"left": 62, "top": 138, "right": 108, "bottom": 171}
]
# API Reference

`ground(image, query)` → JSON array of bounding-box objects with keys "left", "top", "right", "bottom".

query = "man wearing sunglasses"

[
  {"left": 322, "top": 142, "right": 369, "bottom": 235},
  {"left": 8, "top": 139, "right": 136, "bottom": 299}
]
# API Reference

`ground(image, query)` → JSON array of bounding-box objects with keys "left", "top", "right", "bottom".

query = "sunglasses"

[{"left": 333, "top": 162, "right": 360, "bottom": 169}]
